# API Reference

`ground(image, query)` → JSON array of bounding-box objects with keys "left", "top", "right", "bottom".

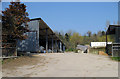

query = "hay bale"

[{"left": 98, "top": 51, "right": 108, "bottom": 56}]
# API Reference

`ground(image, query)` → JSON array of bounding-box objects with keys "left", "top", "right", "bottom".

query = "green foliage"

[
  {"left": 97, "top": 35, "right": 106, "bottom": 42},
  {"left": 111, "top": 57, "right": 120, "bottom": 61},
  {"left": 65, "top": 33, "right": 70, "bottom": 42},
  {"left": 55, "top": 30, "right": 114, "bottom": 52},
  {"left": 87, "top": 31, "right": 92, "bottom": 37},
  {"left": 70, "top": 32, "right": 83, "bottom": 49},
  {"left": 2, "top": 60, "right": 4, "bottom": 64},
  {"left": 107, "top": 35, "right": 115, "bottom": 42}
]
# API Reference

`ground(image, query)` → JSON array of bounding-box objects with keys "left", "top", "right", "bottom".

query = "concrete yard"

[{"left": 2, "top": 52, "right": 118, "bottom": 77}]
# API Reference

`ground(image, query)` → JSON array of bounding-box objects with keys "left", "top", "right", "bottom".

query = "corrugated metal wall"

[{"left": 17, "top": 20, "right": 40, "bottom": 52}]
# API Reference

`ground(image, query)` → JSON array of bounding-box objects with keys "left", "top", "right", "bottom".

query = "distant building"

[
  {"left": 106, "top": 25, "right": 120, "bottom": 57},
  {"left": 91, "top": 42, "right": 112, "bottom": 48},
  {"left": 76, "top": 45, "right": 88, "bottom": 53}
]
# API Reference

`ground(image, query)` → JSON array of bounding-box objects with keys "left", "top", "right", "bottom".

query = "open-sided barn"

[{"left": 17, "top": 18, "right": 65, "bottom": 53}]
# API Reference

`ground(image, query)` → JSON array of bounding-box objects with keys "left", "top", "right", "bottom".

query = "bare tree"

[
  {"left": 104, "top": 20, "right": 110, "bottom": 32},
  {"left": 117, "top": 21, "right": 120, "bottom": 25},
  {"left": 106, "top": 20, "right": 110, "bottom": 29},
  {"left": 113, "top": 21, "right": 116, "bottom": 25},
  {"left": 87, "top": 31, "right": 92, "bottom": 37}
]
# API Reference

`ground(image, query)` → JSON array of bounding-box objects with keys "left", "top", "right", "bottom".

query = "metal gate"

[{"left": 112, "top": 43, "right": 120, "bottom": 57}]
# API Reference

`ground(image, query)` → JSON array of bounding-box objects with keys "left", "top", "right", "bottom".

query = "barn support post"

[
  {"left": 60, "top": 41, "right": 62, "bottom": 52},
  {"left": 55, "top": 39, "right": 57, "bottom": 53},
  {"left": 63, "top": 45, "right": 65, "bottom": 53},
  {"left": 46, "top": 28, "right": 48, "bottom": 53},
  {"left": 52, "top": 34, "right": 54, "bottom": 53},
  {"left": 62, "top": 44, "right": 64, "bottom": 52}
]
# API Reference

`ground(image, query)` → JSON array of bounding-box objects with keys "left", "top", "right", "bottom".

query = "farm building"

[
  {"left": 76, "top": 45, "right": 88, "bottom": 53},
  {"left": 91, "top": 42, "right": 112, "bottom": 48},
  {"left": 17, "top": 18, "right": 65, "bottom": 53},
  {"left": 106, "top": 25, "right": 120, "bottom": 57}
]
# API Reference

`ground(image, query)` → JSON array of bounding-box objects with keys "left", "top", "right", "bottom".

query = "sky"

[{"left": 2, "top": 2, "right": 118, "bottom": 35}]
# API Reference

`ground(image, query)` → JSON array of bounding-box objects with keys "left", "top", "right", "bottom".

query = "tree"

[
  {"left": 113, "top": 21, "right": 116, "bottom": 25},
  {"left": 106, "top": 20, "right": 110, "bottom": 30},
  {"left": 87, "top": 31, "right": 92, "bottom": 37},
  {"left": 101, "top": 31, "right": 105, "bottom": 36},
  {"left": 70, "top": 32, "right": 83, "bottom": 49},
  {"left": 2, "top": 2, "right": 30, "bottom": 43},
  {"left": 92, "top": 33, "right": 98, "bottom": 42},
  {"left": 97, "top": 31, "right": 102, "bottom": 37},
  {"left": 65, "top": 33, "right": 70, "bottom": 42},
  {"left": 58, "top": 32, "right": 64, "bottom": 41},
  {"left": 67, "top": 30, "right": 74, "bottom": 36},
  {"left": 117, "top": 21, "right": 120, "bottom": 25}
]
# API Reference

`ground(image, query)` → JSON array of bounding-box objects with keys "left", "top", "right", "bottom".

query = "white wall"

[{"left": 91, "top": 42, "right": 112, "bottom": 48}]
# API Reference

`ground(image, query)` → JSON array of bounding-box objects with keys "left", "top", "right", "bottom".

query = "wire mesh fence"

[
  {"left": 112, "top": 43, "right": 120, "bottom": 57},
  {"left": 1, "top": 35, "right": 17, "bottom": 58}
]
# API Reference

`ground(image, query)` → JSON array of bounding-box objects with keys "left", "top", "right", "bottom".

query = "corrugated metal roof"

[
  {"left": 30, "top": 18, "right": 65, "bottom": 46},
  {"left": 107, "top": 25, "right": 120, "bottom": 34}
]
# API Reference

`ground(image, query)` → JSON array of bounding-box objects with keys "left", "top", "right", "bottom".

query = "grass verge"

[{"left": 110, "top": 57, "right": 120, "bottom": 61}]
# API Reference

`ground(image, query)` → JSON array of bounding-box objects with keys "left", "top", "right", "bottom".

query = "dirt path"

[{"left": 2, "top": 52, "right": 118, "bottom": 77}]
